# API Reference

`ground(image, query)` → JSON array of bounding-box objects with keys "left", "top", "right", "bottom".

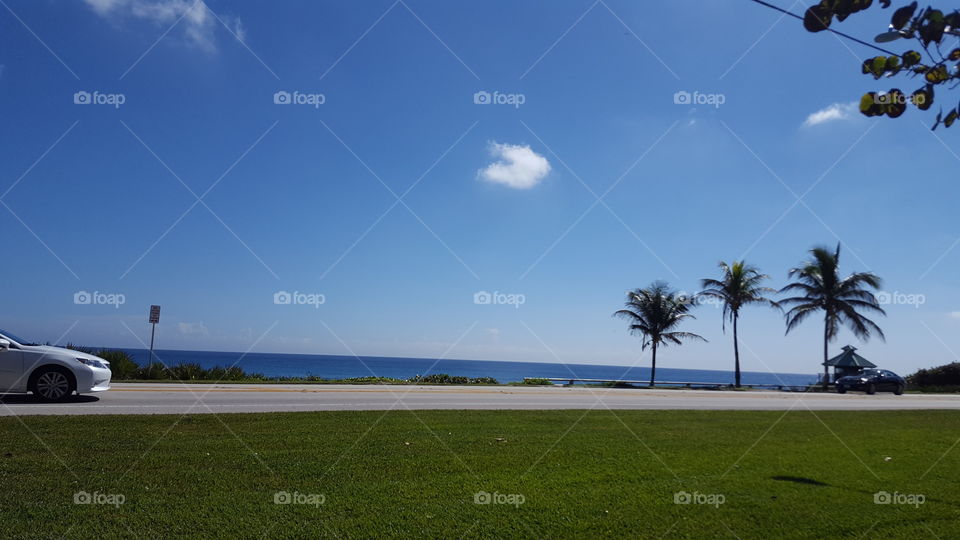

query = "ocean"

[{"left": 114, "top": 348, "right": 817, "bottom": 386}]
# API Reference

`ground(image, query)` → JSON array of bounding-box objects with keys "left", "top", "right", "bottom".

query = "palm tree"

[
  {"left": 779, "top": 244, "right": 886, "bottom": 389},
  {"left": 613, "top": 281, "right": 706, "bottom": 387},
  {"left": 698, "top": 261, "right": 779, "bottom": 388}
]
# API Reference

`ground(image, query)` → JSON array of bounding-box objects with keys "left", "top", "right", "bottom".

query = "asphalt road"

[{"left": 1, "top": 383, "right": 959, "bottom": 415}]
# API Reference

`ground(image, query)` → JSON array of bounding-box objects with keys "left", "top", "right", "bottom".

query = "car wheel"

[
  {"left": 31, "top": 367, "right": 75, "bottom": 402},
  {"left": 894, "top": 385, "right": 904, "bottom": 396},
  {"left": 837, "top": 385, "right": 847, "bottom": 394},
  {"left": 866, "top": 383, "right": 877, "bottom": 395}
]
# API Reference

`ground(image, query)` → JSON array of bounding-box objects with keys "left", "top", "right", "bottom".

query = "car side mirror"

[{"left": 0, "top": 339, "right": 9, "bottom": 350}]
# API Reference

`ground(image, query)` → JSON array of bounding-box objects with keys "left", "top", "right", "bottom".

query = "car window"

[{"left": 0, "top": 328, "right": 30, "bottom": 345}]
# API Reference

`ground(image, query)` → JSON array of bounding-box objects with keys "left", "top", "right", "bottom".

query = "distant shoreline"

[{"left": 96, "top": 346, "right": 817, "bottom": 385}]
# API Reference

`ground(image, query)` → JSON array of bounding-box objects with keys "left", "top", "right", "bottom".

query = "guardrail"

[{"left": 525, "top": 377, "right": 817, "bottom": 391}]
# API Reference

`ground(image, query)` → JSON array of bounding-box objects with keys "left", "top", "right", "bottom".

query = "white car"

[{"left": 0, "top": 329, "right": 112, "bottom": 401}]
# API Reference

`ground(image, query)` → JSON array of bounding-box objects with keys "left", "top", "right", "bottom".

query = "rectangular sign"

[{"left": 149, "top": 305, "right": 161, "bottom": 324}]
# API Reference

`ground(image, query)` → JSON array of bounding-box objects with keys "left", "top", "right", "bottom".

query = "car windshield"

[
  {"left": 860, "top": 369, "right": 881, "bottom": 377},
  {"left": 0, "top": 328, "right": 38, "bottom": 346}
]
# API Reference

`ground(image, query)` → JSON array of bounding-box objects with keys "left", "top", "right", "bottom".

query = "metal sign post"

[{"left": 148, "top": 305, "right": 160, "bottom": 377}]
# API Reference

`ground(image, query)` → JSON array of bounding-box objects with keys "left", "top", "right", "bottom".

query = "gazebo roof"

[{"left": 823, "top": 345, "right": 876, "bottom": 368}]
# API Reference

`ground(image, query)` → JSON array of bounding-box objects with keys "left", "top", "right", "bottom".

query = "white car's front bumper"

[{"left": 76, "top": 365, "right": 112, "bottom": 393}]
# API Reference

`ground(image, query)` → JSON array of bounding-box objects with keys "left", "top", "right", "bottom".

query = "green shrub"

[
  {"left": 95, "top": 349, "right": 138, "bottom": 380},
  {"left": 166, "top": 363, "right": 206, "bottom": 380},
  {"left": 339, "top": 376, "right": 405, "bottom": 384},
  {"left": 50, "top": 350, "right": 498, "bottom": 385},
  {"left": 63, "top": 343, "right": 98, "bottom": 355},
  {"left": 409, "top": 374, "right": 499, "bottom": 385},
  {"left": 907, "top": 363, "right": 960, "bottom": 388}
]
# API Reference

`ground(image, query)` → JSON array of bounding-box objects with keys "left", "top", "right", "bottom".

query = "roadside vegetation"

[
  {"left": 65, "top": 346, "right": 501, "bottom": 385},
  {"left": 0, "top": 409, "right": 955, "bottom": 538},
  {"left": 906, "top": 362, "right": 960, "bottom": 393}
]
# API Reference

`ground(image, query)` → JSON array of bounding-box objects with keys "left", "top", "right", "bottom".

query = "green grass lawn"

[{"left": 1, "top": 410, "right": 957, "bottom": 538}]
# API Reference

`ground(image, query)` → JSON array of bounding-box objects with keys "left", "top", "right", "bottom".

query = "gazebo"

[{"left": 823, "top": 345, "right": 876, "bottom": 382}]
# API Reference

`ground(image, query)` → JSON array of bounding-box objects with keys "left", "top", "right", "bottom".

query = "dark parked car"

[{"left": 836, "top": 369, "right": 905, "bottom": 395}]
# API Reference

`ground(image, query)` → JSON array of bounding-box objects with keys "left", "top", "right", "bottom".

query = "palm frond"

[{"left": 780, "top": 244, "right": 886, "bottom": 343}]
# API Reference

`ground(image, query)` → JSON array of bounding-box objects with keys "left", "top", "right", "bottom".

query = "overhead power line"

[{"left": 747, "top": 0, "right": 900, "bottom": 56}]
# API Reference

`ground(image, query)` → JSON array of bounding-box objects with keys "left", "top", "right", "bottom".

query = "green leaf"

[
  {"left": 945, "top": 11, "right": 960, "bottom": 29},
  {"left": 919, "top": 9, "right": 946, "bottom": 46},
  {"left": 804, "top": 5, "right": 832, "bottom": 32},
  {"left": 870, "top": 56, "right": 887, "bottom": 78},
  {"left": 884, "top": 89, "right": 907, "bottom": 118},
  {"left": 859, "top": 92, "right": 884, "bottom": 117},
  {"left": 925, "top": 65, "right": 949, "bottom": 83},
  {"left": 912, "top": 85, "right": 934, "bottom": 110},
  {"left": 901, "top": 50, "right": 922, "bottom": 67},
  {"left": 944, "top": 111, "right": 957, "bottom": 128},
  {"left": 885, "top": 55, "right": 901, "bottom": 73},
  {"left": 891, "top": 1, "right": 918, "bottom": 30},
  {"left": 944, "top": 109, "right": 958, "bottom": 128}
]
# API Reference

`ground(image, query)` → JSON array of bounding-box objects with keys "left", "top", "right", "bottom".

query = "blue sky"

[{"left": 1, "top": 0, "right": 958, "bottom": 376}]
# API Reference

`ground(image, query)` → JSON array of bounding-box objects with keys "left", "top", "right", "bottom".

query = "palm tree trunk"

[
  {"left": 649, "top": 342, "right": 657, "bottom": 387},
  {"left": 733, "top": 314, "right": 741, "bottom": 388},
  {"left": 822, "top": 316, "right": 830, "bottom": 390}
]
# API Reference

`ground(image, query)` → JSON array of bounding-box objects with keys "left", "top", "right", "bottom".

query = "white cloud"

[
  {"left": 477, "top": 142, "right": 550, "bottom": 189},
  {"left": 85, "top": 0, "right": 126, "bottom": 15},
  {"left": 177, "top": 321, "right": 209, "bottom": 336},
  {"left": 83, "top": 0, "right": 242, "bottom": 52},
  {"left": 949, "top": 311, "right": 960, "bottom": 319},
  {"left": 229, "top": 17, "right": 246, "bottom": 43},
  {"left": 803, "top": 102, "right": 858, "bottom": 127}
]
